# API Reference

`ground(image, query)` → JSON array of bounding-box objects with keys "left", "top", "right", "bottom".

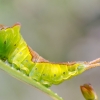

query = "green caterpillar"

[{"left": 0, "top": 23, "right": 87, "bottom": 87}]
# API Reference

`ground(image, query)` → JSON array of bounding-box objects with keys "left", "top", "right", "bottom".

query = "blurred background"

[{"left": 0, "top": 0, "right": 100, "bottom": 100}]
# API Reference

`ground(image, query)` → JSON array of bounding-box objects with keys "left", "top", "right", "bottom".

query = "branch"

[{"left": 85, "top": 58, "right": 100, "bottom": 70}]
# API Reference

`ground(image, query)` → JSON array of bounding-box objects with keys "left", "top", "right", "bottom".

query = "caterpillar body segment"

[
  {"left": 29, "top": 61, "right": 86, "bottom": 87},
  {"left": 0, "top": 24, "right": 34, "bottom": 75},
  {"left": 0, "top": 23, "right": 88, "bottom": 87}
]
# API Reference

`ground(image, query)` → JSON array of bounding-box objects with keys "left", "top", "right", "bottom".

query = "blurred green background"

[{"left": 0, "top": 0, "right": 100, "bottom": 100}]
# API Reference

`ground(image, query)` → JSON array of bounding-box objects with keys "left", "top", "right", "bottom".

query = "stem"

[
  {"left": 86, "top": 63, "right": 100, "bottom": 70},
  {"left": 89, "top": 58, "right": 100, "bottom": 64},
  {"left": 0, "top": 60, "right": 63, "bottom": 100}
]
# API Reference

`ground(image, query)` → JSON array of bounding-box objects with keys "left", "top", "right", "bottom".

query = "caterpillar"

[{"left": 0, "top": 23, "right": 99, "bottom": 88}]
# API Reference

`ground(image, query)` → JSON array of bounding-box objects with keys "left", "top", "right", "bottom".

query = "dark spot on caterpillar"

[
  {"left": 43, "top": 74, "right": 45, "bottom": 76},
  {"left": 63, "top": 72, "right": 65, "bottom": 75},
  {"left": 27, "top": 74, "right": 29, "bottom": 76},
  {"left": 2, "top": 56, "right": 6, "bottom": 61},
  {"left": 4, "top": 41, "right": 6, "bottom": 44},
  {"left": 14, "top": 44, "right": 16, "bottom": 46},
  {"left": 26, "top": 60, "right": 28, "bottom": 62},
  {"left": 35, "top": 68, "right": 37, "bottom": 70},
  {"left": 54, "top": 74, "right": 56, "bottom": 77}
]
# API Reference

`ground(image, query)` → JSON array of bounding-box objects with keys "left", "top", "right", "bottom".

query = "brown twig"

[{"left": 89, "top": 58, "right": 100, "bottom": 64}]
